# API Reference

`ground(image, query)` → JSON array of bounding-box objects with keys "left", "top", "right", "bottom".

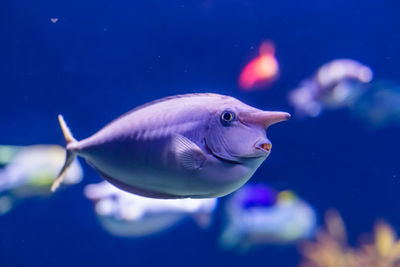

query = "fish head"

[{"left": 205, "top": 97, "right": 290, "bottom": 164}]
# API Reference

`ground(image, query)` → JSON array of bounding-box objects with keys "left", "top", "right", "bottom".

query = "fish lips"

[{"left": 253, "top": 140, "right": 272, "bottom": 156}]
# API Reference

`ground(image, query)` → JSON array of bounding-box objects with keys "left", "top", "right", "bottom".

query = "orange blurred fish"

[{"left": 239, "top": 41, "right": 279, "bottom": 91}]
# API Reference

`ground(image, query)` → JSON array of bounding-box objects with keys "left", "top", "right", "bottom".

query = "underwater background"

[{"left": 1, "top": 0, "right": 400, "bottom": 266}]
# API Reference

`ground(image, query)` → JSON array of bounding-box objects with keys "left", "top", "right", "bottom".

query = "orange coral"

[{"left": 298, "top": 210, "right": 400, "bottom": 267}]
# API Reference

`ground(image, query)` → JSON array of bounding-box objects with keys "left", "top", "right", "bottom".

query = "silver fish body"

[{"left": 53, "top": 93, "right": 290, "bottom": 199}]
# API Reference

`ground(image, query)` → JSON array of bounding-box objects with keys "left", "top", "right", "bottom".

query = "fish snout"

[{"left": 239, "top": 111, "right": 291, "bottom": 129}]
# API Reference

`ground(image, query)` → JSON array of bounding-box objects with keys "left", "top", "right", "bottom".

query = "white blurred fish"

[
  {"left": 0, "top": 145, "right": 82, "bottom": 215},
  {"left": 53, "top": 93, "right": 290, "bottom": 199},
  {"left": 84, "top": 181, "right": 217, "bottom": 237},
  {"left": 288, "top": 59, "right": 373, "bottom": 117}
]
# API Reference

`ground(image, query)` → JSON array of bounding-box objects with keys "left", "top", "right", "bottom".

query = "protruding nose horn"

[{"left": 239, "top": 111, "right": 291, "bottom": 128}]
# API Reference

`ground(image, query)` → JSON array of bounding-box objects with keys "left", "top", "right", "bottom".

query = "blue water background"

[{"left": 1, "top": 0, "right": 400, "bottom": 266}]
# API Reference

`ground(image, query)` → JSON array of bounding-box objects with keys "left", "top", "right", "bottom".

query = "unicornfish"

[{"left": 52, "top": 93, "right": 290, "bottom": 199}]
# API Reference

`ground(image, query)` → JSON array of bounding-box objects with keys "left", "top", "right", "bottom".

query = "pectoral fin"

[{"left": 172, "top": 134, "right": 206, "bottom": 170}]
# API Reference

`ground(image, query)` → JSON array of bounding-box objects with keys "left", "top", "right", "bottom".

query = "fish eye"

[{"left": 220, "top": 110, "right": 235, "bottom": 125}]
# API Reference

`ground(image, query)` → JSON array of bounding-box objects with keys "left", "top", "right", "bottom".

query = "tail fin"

[{"left": 51, "top": 115, "right": 78, "bottom": 192}]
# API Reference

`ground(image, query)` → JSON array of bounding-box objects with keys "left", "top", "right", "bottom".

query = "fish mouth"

[
  {"left": 254, "top": 141, "right": 272, "bottom": 155},
  {"left": 257, "top": 142, "right": 272, "bottom": 152}
]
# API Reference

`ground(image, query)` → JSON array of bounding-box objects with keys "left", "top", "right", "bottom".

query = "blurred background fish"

[
  {"left": 84, "top": 181, "right": 217, "bottom": 237},
  {"left": 219, "top": 184, "right": 317, "bottom": 251},
  {"left": 0, "top": 145, "right": 82, "bottom": 215},
  {"left": 288, "top": 59, "right": 373, "bottom": 117},
  {"left": 239, "top": 41, "right": 279, "bottom": 91}
]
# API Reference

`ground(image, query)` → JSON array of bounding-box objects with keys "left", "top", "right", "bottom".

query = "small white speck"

[{"left": 50, "top": 18, "right": 59, "bottom": 23}]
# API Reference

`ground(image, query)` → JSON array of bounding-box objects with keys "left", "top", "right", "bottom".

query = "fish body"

[{"left": 53, "top": 93, "right": 290, "bottom": 199}]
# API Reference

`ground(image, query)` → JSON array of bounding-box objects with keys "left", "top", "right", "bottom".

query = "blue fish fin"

[
  {"left": 51, "top": 115, "right": 78, "bottom": 192},
  {"left": 172, "top": 134, "right": 206, "bottom": 170}
]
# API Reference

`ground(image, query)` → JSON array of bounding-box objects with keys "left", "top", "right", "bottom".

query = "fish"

[
  {"left": 0, "top": 145, "right": 82, "bottom": 215},
  {"left": 239, "top": 41, "right": 279, "bottom": 90},
  {"left": 52, "top": 93, "right": 290, "bottom": 199},
  {"left": 288, "top": 59, "right": 373, "bottom": 117},
  {"left": 219, "top": 184, "right": 317, "bottom": 251},
  {"left": 84, "top": 181, "right": 217, "bottom": 237}
]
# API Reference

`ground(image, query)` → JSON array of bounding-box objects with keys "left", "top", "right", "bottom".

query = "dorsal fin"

[{"left": 107, "top": 93, "right": 229, "bottom": 126}]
